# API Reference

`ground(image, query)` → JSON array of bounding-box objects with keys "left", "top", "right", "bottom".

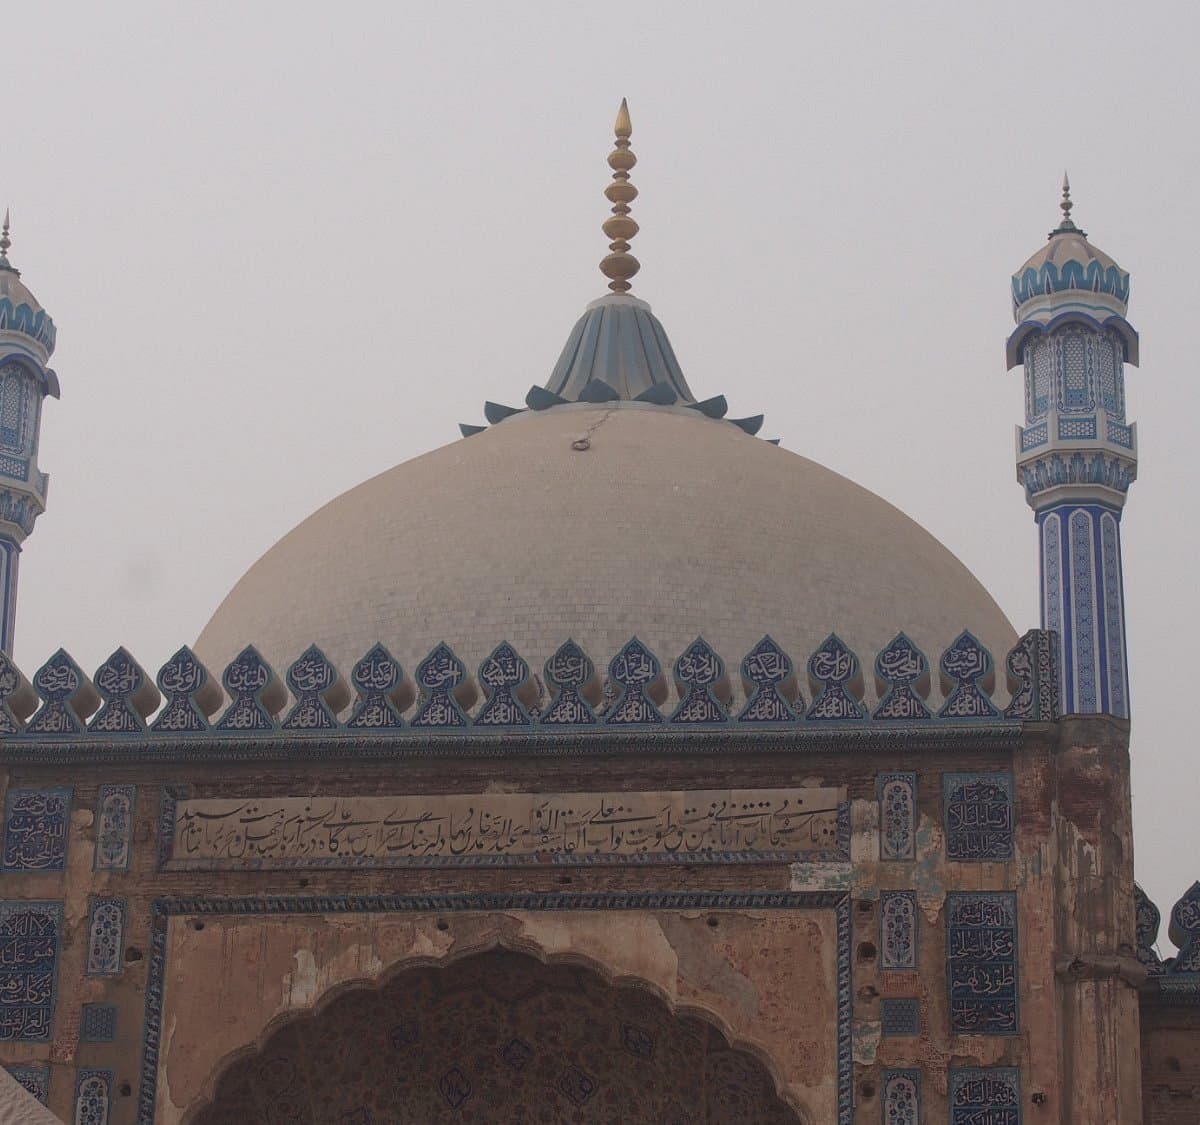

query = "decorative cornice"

[
  {"left": 0, "top": 631, "right": 1059, "bottom": 760},
  {"left": 1018, "top": 449, "right": 1136, "bottom": 507},
  {"left": 0, "top": 298, "right": 55, "bottom": 356}
]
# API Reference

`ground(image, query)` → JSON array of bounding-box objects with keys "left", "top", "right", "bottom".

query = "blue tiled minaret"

[
  {"left": 1008, "top": 177, "right": 1137, "bottom": 717},
  {"left": 0, "top": 214, "right": 58, "bottom": 655}
]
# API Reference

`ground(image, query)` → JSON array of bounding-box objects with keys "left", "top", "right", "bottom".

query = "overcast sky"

[{"left": 4, "top": 3, "right": 1197, "bottom": 943}]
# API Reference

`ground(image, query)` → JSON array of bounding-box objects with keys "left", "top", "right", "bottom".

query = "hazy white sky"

[{"left": 4, "top": 3, "right": 1197, "bottom": 936}]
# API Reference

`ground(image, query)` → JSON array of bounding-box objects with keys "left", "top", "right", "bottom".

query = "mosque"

[{"left": 0, "top": 102, "right": 1195, "bottom": 1124}]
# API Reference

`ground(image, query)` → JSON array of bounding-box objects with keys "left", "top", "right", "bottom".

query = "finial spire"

[
  {"left": 599, "top": 98, "right": 640, "bottom": 294},
  {"left": 0, "top": 210, "right": 12, "bottom": 273},
  {"left": 1050, "top": 171, "right": 1085, "bottom": 238}
]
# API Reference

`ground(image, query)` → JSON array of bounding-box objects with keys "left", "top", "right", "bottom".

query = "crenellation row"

[
  {"left": 1136, "top": 882, "right": 1200, "bottom": 989},
  {"left": 0, "top": 629, "right": 1059, "bottom": 738}
]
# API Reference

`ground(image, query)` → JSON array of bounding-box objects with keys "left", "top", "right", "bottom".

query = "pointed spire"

[
  {"left": 1050, "top": 170, "right": 1085, "bottom": 238},
  {"left": 599, "top": 98, "right": 640, "bottom": 294},
  {"left": 0, "top": 209, "right": 14, "bottom": 273}
]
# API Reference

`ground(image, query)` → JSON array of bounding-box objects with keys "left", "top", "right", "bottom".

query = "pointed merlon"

[{"left": 599, "top": 99, "right": 641, "bottom": 294}]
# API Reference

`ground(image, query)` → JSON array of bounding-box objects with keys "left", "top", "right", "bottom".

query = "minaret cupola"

[
  {"left": 0, "top": 213, "right": 60, "bottom": 654},
  {"left": 1008, "top": 178, "right": 1137, "bottom": 717}
]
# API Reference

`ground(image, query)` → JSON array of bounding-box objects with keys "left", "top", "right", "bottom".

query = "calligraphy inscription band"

[{"left": 164, "top": 788, "right": 846, "bottom": 870}]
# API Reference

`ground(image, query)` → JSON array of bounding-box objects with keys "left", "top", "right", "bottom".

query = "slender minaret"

[
  {"left": 0, "top": 213, "right": 58, "bottom": 655},
  {"left": 1008, "top": 177, "right": 1137, "bottom": 717}
]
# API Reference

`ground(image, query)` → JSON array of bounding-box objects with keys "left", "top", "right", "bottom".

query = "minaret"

[
  {"left": 0, "top": 213, "right": 59, "bottom": 655},
  {"left": 1008, "top": 177, "right": 1137, "bottom": 717}
]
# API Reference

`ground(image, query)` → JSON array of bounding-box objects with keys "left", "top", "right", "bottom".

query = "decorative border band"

[{"left": 1, "top": 722, "right": 1025, "bottom": 765}]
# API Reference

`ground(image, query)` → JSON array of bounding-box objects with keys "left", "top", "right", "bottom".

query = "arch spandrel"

[
  {"left": 156, "top": 907, "right": 841, "bottom": 1125},
  {"left": 187, "top": 950, "right": 806, "bottom": 1125}
]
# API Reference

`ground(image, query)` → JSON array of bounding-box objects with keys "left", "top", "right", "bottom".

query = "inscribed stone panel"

[
  {"left": 2, "top": 788, "right": 71, "bottom": 872},
  {"left": 947, "top": 892, "right": 1019, "bottom": 1035},
  {"left": 162, "top": 787, "right": 846, "bottom": 870},
  {"left": 0, "top": 901, "right": 61, "bottom": 1041}
]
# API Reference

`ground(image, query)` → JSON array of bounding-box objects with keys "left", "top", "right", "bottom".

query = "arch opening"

[{"left": 189, "top": 949, "right": 803, "bottom": 1124}]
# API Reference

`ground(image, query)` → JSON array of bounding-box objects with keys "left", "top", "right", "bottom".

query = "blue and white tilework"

[
  {"left": 949, "top": 1068, "right": 1020, "bottom": 1124},
  {"left": 943, "top": 773, "right": 1014, "bottom": 861},
  {"left": 882, "top": 1069, "right": 920, "bottom": 1124},
  {"left": 1037, "top": 501, "right": 1130, "bottom": 719},
  {"left": 880, "top": 892, "right": 917, "bottom": 971},
  {"left": 2, "top": 787, "right": 71, "bottom": 872},
  {"left": 947, "top": 893, "right": 1019, "bottom": 1035},
  {"left": 85, "top": 898, "right": 125, "bottom": 977},
  {"left": 0, "top": 900, "right": 61, "bottom": 1040},
  {"left": 81, "top": 1002, "right": 118, "bottom": 1042},
  {"left": 75, "top": 1068, "right": 113, "bottom": 1125},
  {"left": 877, "top": 773, "right": 916, "bottom": 862},
  {"left": 880, "top": 998, "right": 920, "bottom": 1038},
  {"left": 7, "top": 1064, "right": 49, "bottom": 1103},
  {"left": 94, "top": 785, "right": 135, "bottom": 872}
]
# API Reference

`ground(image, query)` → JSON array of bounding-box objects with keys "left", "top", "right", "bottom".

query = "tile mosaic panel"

[
  {"left": 880, "top": 892, "right": 917, "bottom": 971},
  {"left": 880, "top": 998, "right": 920, "bottom": 1037},
  {"left": 81, "top": 1002, "right": 117, "bottom": 1042},
  {"left": 949, "top": 1067, "right": 1020, "bottom": 1124},
  {"left": 75, "top": 1067, "right": 113, "bottom": 1125},
  {"left": 947, "top": 892, "right": 1019, "bottom": 1035},
  {"left": 6, "top": 1063, "right": 49, "bottom": 1103},
  {"left": 94, "top": 784, "right": 135, "bottom": 872},
  {"left": 882, "top": 1069, "right": 920, "bottom": 1124},
  {"left": 2, "top": 787, "right": 71, "bottom": 872},
  {"left": 85, "top": 898, "right": 125, "bottom": 977},
  {"left": 878, "top": 772, "right": 916, "bottom": 861},
  {"left": 0, "top": 900, "right": 61, "bottom": 1040},
  {"left": 944, "top": 772, "right": 1013, "bottom": 861}
]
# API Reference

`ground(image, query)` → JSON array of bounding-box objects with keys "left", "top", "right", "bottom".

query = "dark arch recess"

[{"left": 189, "top": 949, "right": 804, "bottom": 1124}]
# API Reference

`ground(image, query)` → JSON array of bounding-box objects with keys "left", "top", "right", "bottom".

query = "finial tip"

[{"left": 615, "top": 98, "right": 631, "bottom": 139}]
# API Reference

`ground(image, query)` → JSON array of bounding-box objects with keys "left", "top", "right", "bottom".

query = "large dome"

[{"left": 196, "top": 403, "right": 1016, "bottom": 707}]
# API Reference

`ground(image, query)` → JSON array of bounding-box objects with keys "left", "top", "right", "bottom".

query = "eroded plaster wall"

[{"left": 0, "top": 717, "right": 1152, "bottom": 1124}]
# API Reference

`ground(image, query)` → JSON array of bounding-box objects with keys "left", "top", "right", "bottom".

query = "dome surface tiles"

[{"left": 196, "top": 404, "right": 1016, "bottom": 704}]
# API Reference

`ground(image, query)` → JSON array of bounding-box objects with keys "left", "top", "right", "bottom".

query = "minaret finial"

[
  {"left": 0, "top": 209, "right": 12, "bottom": 272},
  {"left": 599, "top": 98, "right": 640, "bottom": 294},
  {"left": 1051, "top": 171, "right": 1084, "bottom": 238}
]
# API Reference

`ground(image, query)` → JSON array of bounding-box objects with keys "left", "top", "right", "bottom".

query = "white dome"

[{"left": 196, "top": 403, "right": 1016, "bottom": 708}]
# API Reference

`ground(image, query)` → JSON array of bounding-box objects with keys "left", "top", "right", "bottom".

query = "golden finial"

[{"left": 599, "top": 98, "right": 640, "bottom": 294}]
